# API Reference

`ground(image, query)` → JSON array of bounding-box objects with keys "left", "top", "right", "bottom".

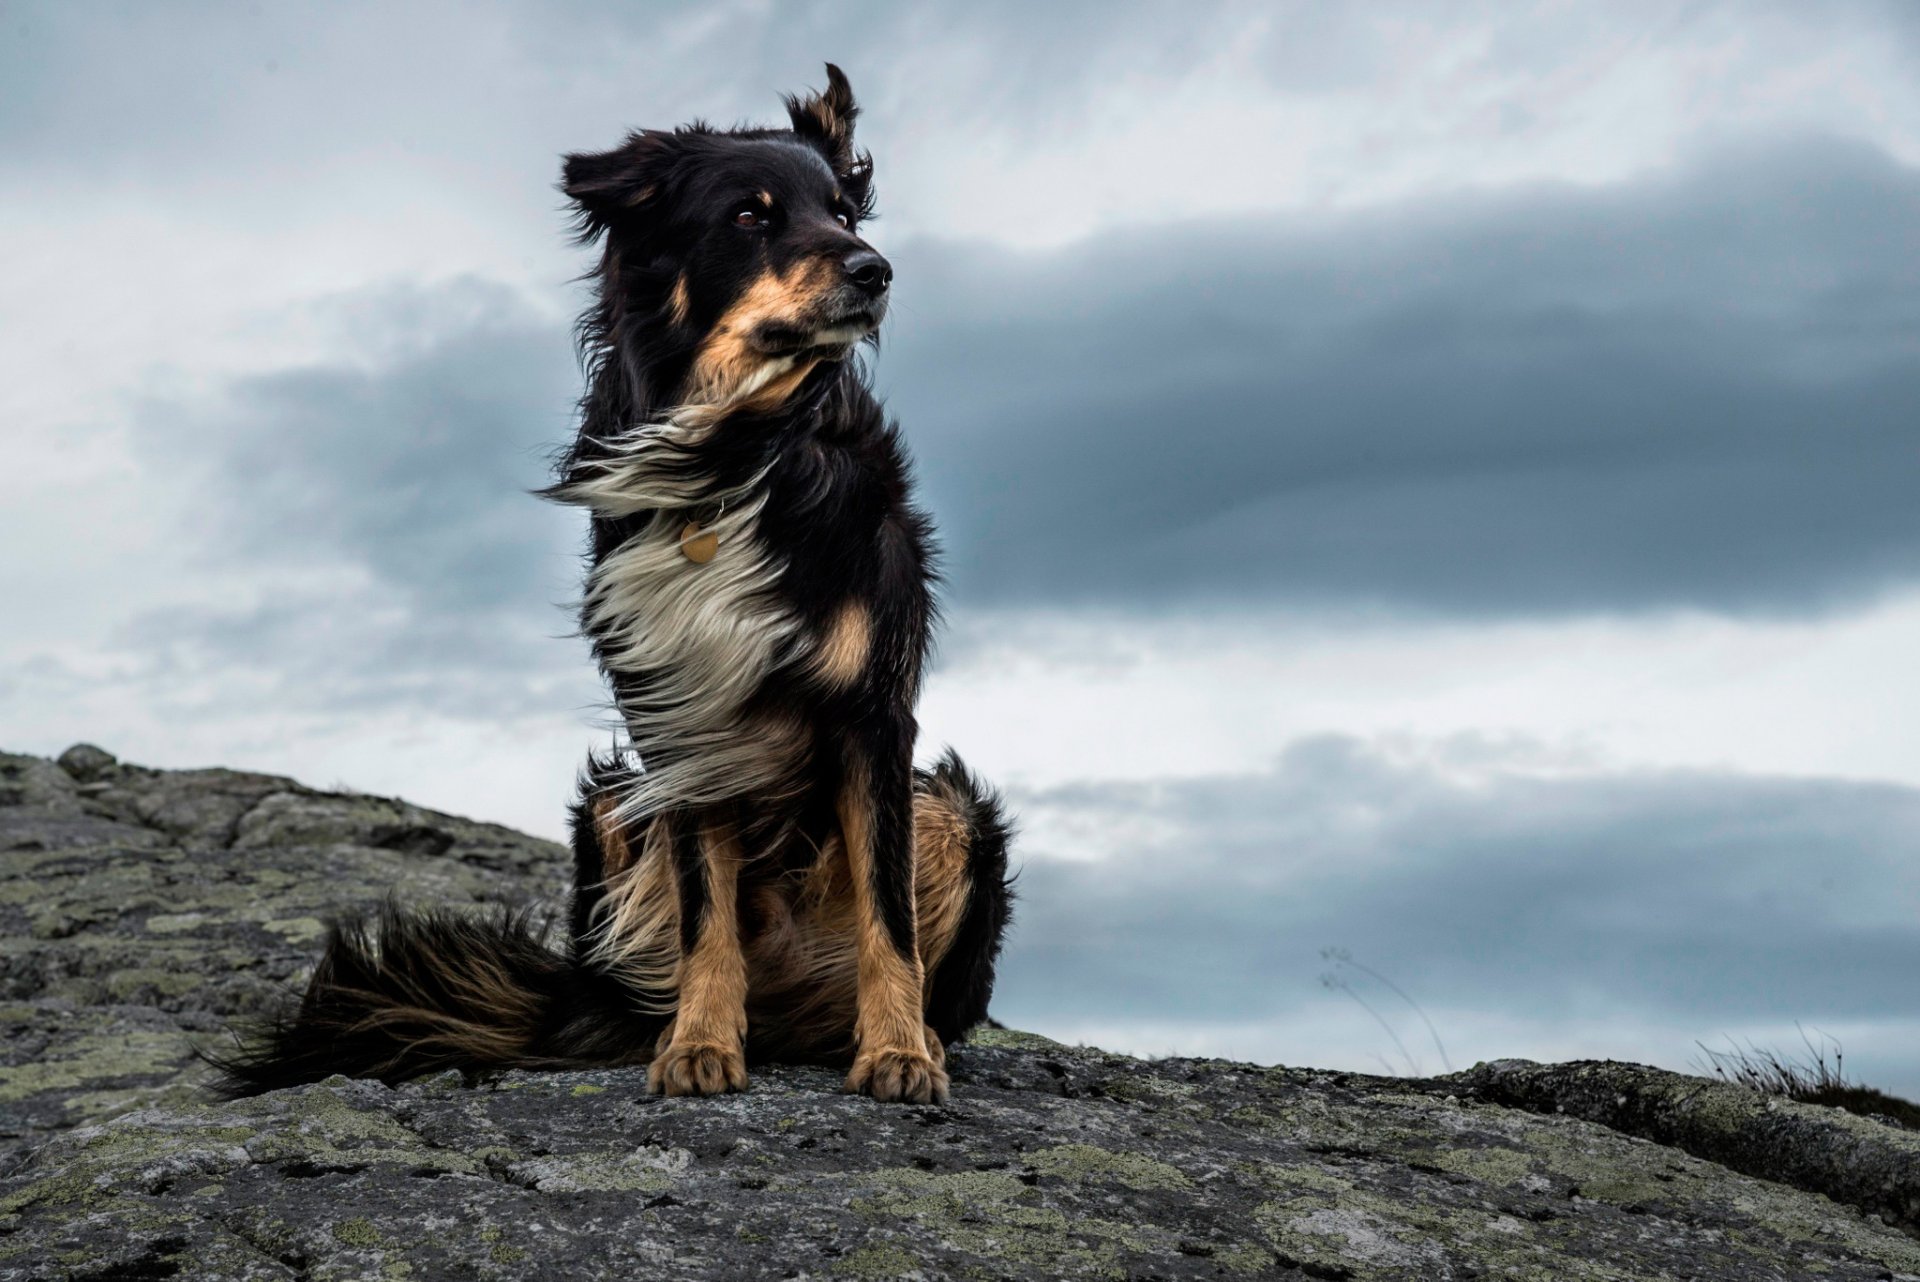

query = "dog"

[{"left": 211, "top": 66, "right": 1014, "bottom": 1105}]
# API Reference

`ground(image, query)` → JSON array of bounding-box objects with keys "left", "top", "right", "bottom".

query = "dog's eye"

[
  {"left": 833, "top": 211, "right": 853, "bottom": 230},
  {"left": 733, "top": 208, "right": 767, "bottom": 229}
]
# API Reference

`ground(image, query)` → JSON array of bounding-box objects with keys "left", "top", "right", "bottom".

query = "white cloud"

[
  {"left": 922, "top": 592, "right": 1920, "bottom": 798},
  {"left": 882, "top": 1, "right": 1920, "bottom": 247}
]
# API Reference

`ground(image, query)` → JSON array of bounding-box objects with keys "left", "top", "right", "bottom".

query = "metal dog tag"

[{"left": 679, "top": 521, "right": 719, "bottom": 564}]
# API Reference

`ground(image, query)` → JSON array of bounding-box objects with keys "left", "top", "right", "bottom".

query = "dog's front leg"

[
  {"left": 648, "top": 811, "right": 749, "bottom": 1096},
  {"left": 840, "top": 733, "right": 949, "bottom": 1104}
]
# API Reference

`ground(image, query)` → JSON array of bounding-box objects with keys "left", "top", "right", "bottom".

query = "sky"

[{"left": 3, "top": 0, "right": 1918, "bottom": 1094}]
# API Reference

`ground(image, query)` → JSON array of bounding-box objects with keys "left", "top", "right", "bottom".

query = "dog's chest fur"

[{"left": 558, "top": 377, "right": 931, "bottom": 819}]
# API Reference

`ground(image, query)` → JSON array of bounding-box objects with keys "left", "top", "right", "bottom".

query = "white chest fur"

[{"left": 558, "top": 415, "right": 809, "bottom": 817}]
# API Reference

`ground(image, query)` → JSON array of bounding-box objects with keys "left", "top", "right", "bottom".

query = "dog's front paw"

[
  {"left": 846, "top": 1045, "right": 950, "bottom": 1104},
  {"left": 648, "top": 1041, "right": 749, "bottom": 1097}
]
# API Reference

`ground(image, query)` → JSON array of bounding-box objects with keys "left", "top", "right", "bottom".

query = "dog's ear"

[
  {"left": 785, "top": 63, "right": 860, "bottom": 169},
  {"left": 561, "top": 131, "right": 677, "bottom": 240},
  {"left": 786, "top": 63, "right": 874, "bottom": 212}
]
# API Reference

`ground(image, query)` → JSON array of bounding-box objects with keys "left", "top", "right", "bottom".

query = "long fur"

[
  {"left": 203, "top": 901, "right": 664, "bottom": 1091},
  {"left": 209, "top": 64, "right": 1014, "bottom": 1102}
]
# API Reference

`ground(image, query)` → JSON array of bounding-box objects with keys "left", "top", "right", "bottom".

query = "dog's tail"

[
  {"left": 918, "top": 749, "right": 1017, "bottom": 1044},
  {"left": 202, "top": 902, "right": 663, "bottom": 1097}
]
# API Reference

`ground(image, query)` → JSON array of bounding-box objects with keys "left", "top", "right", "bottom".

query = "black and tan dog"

[{"left": 213, "top": 66, "right": 1013, "bottom": 1105}]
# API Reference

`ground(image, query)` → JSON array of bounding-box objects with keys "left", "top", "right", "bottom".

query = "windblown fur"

[{"left": 210, "top": 65, "right": 1014, "bottom": 1104}]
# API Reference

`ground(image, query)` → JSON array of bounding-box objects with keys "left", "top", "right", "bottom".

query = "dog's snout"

[{"left": 844, "top": 249, "right": 892, "bottom": 297}]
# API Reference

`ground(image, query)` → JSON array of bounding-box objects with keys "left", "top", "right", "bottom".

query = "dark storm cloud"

[
  {"left": 885, "top": 139, "right": 1920, "bottom": 618},
  {"left": 168, "top": 281, "right": 577, "bottom": 613},
  {"left": 122, "top": 279, "right": 594, "bottom": 718},
  {"left": 994, "top": 736, "right": 1920, "bottom": 1055}
]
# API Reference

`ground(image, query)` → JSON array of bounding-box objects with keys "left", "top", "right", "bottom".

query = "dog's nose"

[{"left": 844, "top": 249, "right": 892, "bottom": 297}]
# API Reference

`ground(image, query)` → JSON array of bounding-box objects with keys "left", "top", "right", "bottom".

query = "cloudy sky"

[{"left": 5, "top": 1, "right": 1918, "bottom": 1094}]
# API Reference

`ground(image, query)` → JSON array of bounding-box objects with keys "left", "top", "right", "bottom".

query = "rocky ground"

[{"left": 3, "top": 745, "right": 1918, "bottom": 1281}]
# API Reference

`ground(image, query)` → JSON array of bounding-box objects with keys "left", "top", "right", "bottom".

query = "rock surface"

[{"left": 4, "top": 746, "right": 1919, "bottom": 1281}]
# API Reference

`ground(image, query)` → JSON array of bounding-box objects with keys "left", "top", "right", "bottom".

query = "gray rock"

[
  {"left": 0, "top": 748, "right": 569, "bottom": 1169},
  {"left": 1451, "top": 1057, "right": 1920, "bottom": 1240},
  {"left": 53, "top": 744, "right": 116, "bottom": 784},
  {"left": 2, "top": 747, "right": 1917, "bottom": 1281}
]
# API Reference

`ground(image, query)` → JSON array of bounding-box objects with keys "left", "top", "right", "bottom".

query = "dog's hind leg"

[{"left": 647, "top": 810, "right": 751, "bottom": 1096}]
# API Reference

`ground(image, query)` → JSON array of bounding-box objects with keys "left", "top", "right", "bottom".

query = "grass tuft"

[{"left": 1695, "top": 1027, "right": 1920, "bottom": 1130}]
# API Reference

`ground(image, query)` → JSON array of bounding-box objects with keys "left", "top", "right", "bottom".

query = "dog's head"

[{"left": 564, "top": 64, "right": 888, "bottom": 412}]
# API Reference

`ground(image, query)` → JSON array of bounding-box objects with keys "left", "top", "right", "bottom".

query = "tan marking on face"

[
  {"left": 810, "top": 600, "right": 871, "bottom": 687},
  {"left": 668, "top": 274, "right": 691, "bottom": 326},
  {"left": 686, "top": 258, "right": 840, "bottom": 408}
]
